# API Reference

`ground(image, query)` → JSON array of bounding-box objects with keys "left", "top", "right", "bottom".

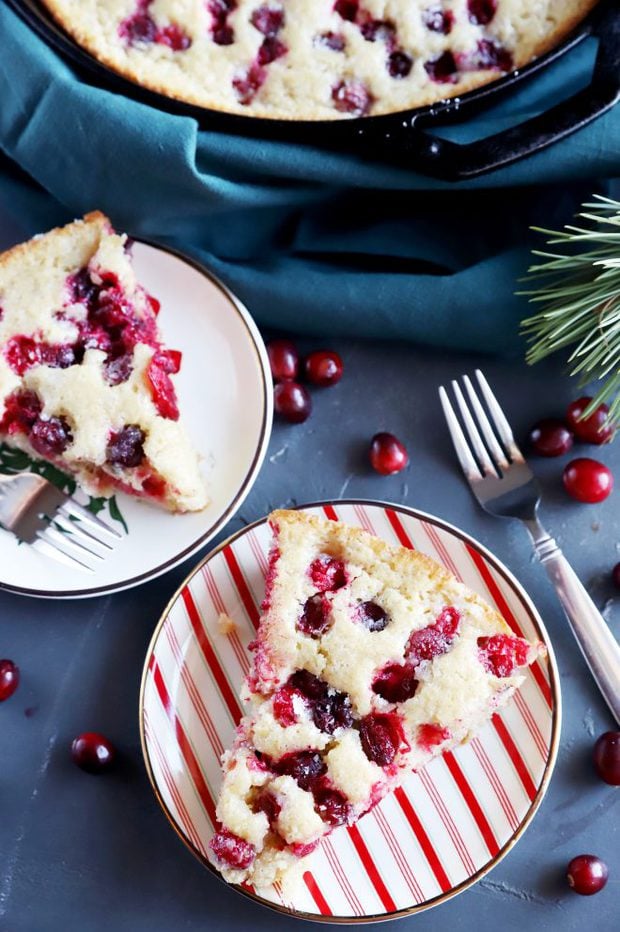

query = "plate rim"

[
  {"left": 138, "top": 499, "right": 562, "bottom": 924},
  {"left": 0, "top": 241, "right": 273, "bottom": 599}
]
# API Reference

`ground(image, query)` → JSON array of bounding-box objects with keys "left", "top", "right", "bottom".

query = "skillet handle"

[{"left": 378, "top": 5, "right": 620, "bottom": 180}]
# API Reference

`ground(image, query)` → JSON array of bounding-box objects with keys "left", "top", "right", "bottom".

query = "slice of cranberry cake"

[
  {"left": 208, "top": 509, "right": 543, "bottom": 888},
  {"left": 0, "top": 212, "right": 207, "bottom": 513},
  {"left": 41, "top": 1, "right": 597, "bottom": 121}
]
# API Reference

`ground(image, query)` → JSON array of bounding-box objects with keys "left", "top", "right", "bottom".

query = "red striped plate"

[{"left": 139, "top": 501, "right": 561, "bottom": 922}]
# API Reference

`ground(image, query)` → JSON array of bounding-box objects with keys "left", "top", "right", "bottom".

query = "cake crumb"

[{"left": 218, "top": 612, "right": 237, "bottom": 636}]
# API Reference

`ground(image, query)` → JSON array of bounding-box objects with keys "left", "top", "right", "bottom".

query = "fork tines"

[
  {"left": 35, "top": 500, "right": 122, "bottom": 573},
  {"left": 439, "top": 370, "right": 526, "bottom": 481}
]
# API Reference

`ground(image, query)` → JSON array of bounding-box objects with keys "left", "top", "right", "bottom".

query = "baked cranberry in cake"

[
  {"left": 0, "top": 212, "right": 207, "bottom": 513},
  {"left": 208, "top": 510, "right": 542, "bottom": 888}
]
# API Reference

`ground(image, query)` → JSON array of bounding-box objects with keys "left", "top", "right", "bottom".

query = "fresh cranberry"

[
  {"left": 272, "top": 686, "right": 300, "bottom": 726},
  {"left": 251, "top": 5, "right": 284, "bottom": 35},
  {"left": 289, "top": 671, "right": 353, "bottom": 733},
  {"left": 297, "top": 594, "right": 332, "bottom": 638},
  {"left": 158, "top": 23, "right": 192, "bottom": 50},
  {"left": 388, "top": 51, "right": 413, "bottom": 78},
  {"left": 304, "top": 350, "right": 343, "bottom": 387},
  {"left": 356, "top": 601, "right": 389, "bottom": 632},
  {"left": 233, "top": 64, "right": 267, "bottom": 104},
  {"left": 147, "top": 357, "right": 179, "bottom": 420},
  {"left": 209, "top": 0, "right": 236, "bottom": 44},
  {"left": 4, "top": 335, "right": 41, "bottom": 375},
  {"left": 106, "top": 425, "right": 146, "bottom": 467},
  {"left": 274, "top": 381, "right": 312, "bottom": 423},
  {"left": 104, "top": 353, "right": 134, "bottom": 386},
  {"left": 566, "top": 397, "right": 616, "bottom": 445},
  {"left": 119, "top": 12, "right": 158, "bottom": 46},
  {"left": 372, "top": 663, "right": 417, "bottom": 703},
  {"left": 68, "top": 267, "right": 100, "bottom": 307},
  {"left": 332, "top": 80, "right": 372, "bottom": 117},
  {"left": 314, "top": 786, "right": 351, "bottom": 826},
  {"left": 154, "top": 349, "right": 182, "bottom": 374},
  {"left": 424, "top": 51, "right": 458, "bottom": 82},
  {"left": 0, "top": 390, "right": 42, "bottom": 434},
  {"left": 471, "top": 39, "right": 513, "bottom": 71},
  {"left": 71, "top": 732, "right": 116, "bottom": 774},
  {"left": 334, "top": 0, "right": 359, "bottom": 21},
  {"left": 40, "top": 343, "right": 77, "bottom": 369},
  {"left": 309, "top": 556, "right": 347, "bottom": 591},
  {"left": 209, "top": 828, "right": 256, "bottom": 870},
  {"left": 253, "top": 789, "right": 281, "bottom": 824},
  {"left": 369, "top": 432, "right": 409, "bottom": 475},
  {"left": 360, "top": 19, "right": 396, "bottom": 45},
  {"left": 467, "top": 0, "right": 497, "bottom": 24},
  {"left": 422, "top": 7, "right": 454, "bottom": 33},
  {"left": 593, "top": 732, "right": 620, "bottom": 786},
  {"left": 566, "top": 855, "right": 608, "bottom": 895},
  {"left": 273, "top": 750, "right": 326, "bottom": 790},
  {"left": 528, "top": 419, "right": 573, "bottom": 457},
  {"left": 0, "top": 659, "right": 20, "bottom": 701},
  {"left": 142, "top": 474, "right": 167, "bottom": 498},
  {"left": 359, "top": 713, "right": 404, "bottom": 766},
  {"left": 213, "top": 24, "right": 234, "bottom": 44},
  {"left": 478, "top": 634, "right": 530, "bottom": 677},
  {"left": 267, "top": 338, "right": 299, "bottom": 382},
  {"left": 407, "top": 606, "right": 461, "bottom": 663},
  {"left": 288, "top": 670, "right": 326, "bottom": 700},
  {"left": 563, "top": 458, "right": 613, "bottom": 504},
  {"left": 258, "top": 37, "right": 287, "bottom": 65},
  {"left": 613, "top": 563, "right": 620, "bottom": 589},
  {"left": 417, "top": 723, "right": 451, "bottom": 751},
  {"left": 317, "top": 32, "right": 345, "bottom": 51},
  {"left": 30, "top": 416, "right": 73, "bottom": 458}
]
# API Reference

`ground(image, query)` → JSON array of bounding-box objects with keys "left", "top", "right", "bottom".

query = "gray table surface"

[{"left": 0, "top": 208, "right": 618, "bottom": 932}]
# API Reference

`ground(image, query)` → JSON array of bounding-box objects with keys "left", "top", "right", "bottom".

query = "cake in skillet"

[
  {"left": 207, "top": 509, "right": 543, "bottom": 887},
  {"left": 0, "top": 211, "right": 207, "bottom": 513},
  {"left": 40, "top": 1, "right": 599, "bottom": 120}
]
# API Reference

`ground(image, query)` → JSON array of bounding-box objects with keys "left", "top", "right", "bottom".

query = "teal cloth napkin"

[{"left": 0, "top": 1, "right": 618, "bottom": 353}]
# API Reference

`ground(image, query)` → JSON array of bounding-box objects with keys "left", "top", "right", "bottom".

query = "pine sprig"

[{"left": 520, "top": 195, "right": 620, "bottom": 423}]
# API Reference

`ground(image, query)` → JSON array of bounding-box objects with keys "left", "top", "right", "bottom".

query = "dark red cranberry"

[
  {"left": 288, "top": 671, "right": 353, "bottom": 733},
  {"left": 566, "top": 855, "right": 608, "bottom": 895},
  {"left": 406, "top": 606, "right": 461, "bottom": 664},
  {"left": 40, "top": 343, "right": 77, "bottom": 369},
  {"left": 334, "top": 0, "right": 359, "bottom": 21},
  {"left": 119, "top": 13, "right": 158, "bottom": 46},
  {"left": 417, "top": 723, "right": 451, "bottom": 751},
  {"left": 566, "top": 397, "right": 616, "bottom": 445},
  {"left": 359, "top": 713, "right": 404, "bottom": 766},
  {"left": 332, "top": 80, "right": 372, "bottom": 117},
  {"left": 258, "top": 37, "right": 287, "bottom": 65},
  {"left": 478, "top": 634, "right": 530, "bottom": 677},
  {"left": 360, "top": 19, "right": 395, "bottom": 45},
  {"left": 274, "top": 381, "right": 312, "bottom": 423},
  {"left": 106, "top": 425, "right": 146, "bottom": 468},
  {"left": 472, "top": 39, "right": 513, "bottom": 71},
  {"left": 104, "top": 353, "right": 134, "bottom": 386},
  {"left": 267, "top": 338, "right": 299, "bottom": 382},
  {"left": 142, "top": 474, "right": 167, "bottom": 498},
  {"left": 288, "top": 670, "right": 326, "bottom": 700},
  {"left": 593, "top": 731, "right": 620, "bottom": 786},
  {"left": 314, "top": 786, "right": 351, "bottom": 826},
  {"left": 304, "top": 350, "right": 343, "bottom": 387},
  {"left": 253, "top": 789, "right": 281, "bottom": 824},
  {"left": 297, "top": 594, "right": 332, "bottom": 638},
  {"left": 251, "top": 5, "right": 284, "bottom": 36},
  {"left": 388, "top": 51, "right": 413, "bottom": 78},
  {"left": 317, "top": 31, "right": 345, "bottom": 51},
  {"left": 372, "top": 663, "right": 417, "bottom": 703},
  {"left": 159, "top": 23, "right": 192, "bottom": 50},
  {"left": 213, "top": 24, "right": 234, "bottom": 44},
  {"left": 356, "top": 601, "right": 389, "bottom": 632},
  {"left": 0, "top": 659, "right": 20, "bottom": 701},
  {"left": 467, "top": 0, "right": 497, "bottom": 24},
  {"left": 147, "top": 357, "right": 179, "bottom": 420},
  {"left": 528, "top": 419, "right": 574, "bottom": 457},
  {"left": 422, "top": 7, "right": 454, "bottom": 33},
  {"left": 309, "top": 556, "right": 347, "bottom": 591},
  {"left": 4, "top": 335, "right": 41, "bottom": 375},
  {"left": 68, "top": 267, "right": 99, "bottom": 307},
  {"left": 71, "top": 732, "right": 116, "bottom": 774},
  {"left": 209, "top": 828, "right": 256, "bottom": 869},
  {"left": 272, "top": 685, "right": 300, "bottom": 726},
  {"left": 613, "top": 563, "right": 620, "bottom": 589},
  {"left": 29, "top": 416, "right": 73, "bottom": 458},
  {"left": 563, "top": 458, "right": 613, "bottom": 504},
  {"left": 0, "top": 390, "right": 42, "bottom": 434},
  {"left": 369, "top": 432, "right": 409, "bottom": 475},
  {"left": 273, "top": 750, "right": 326, "bottom": 790},
  {"left": 424, "top": 51, "right": 458, "bottom": 82},
  {"left": 233, "top": 63, "right": 267, "bottom": 104},
  {"left": 154, "top": 349, "right": 182, "bottom": 374}
]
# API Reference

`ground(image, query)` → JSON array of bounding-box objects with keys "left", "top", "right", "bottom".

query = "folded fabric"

[{"left": 0, "top": 1, "right": 617, "bottom": 353}]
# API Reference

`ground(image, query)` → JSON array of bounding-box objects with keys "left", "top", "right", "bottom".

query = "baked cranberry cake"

[
  {"left": 208, "top": 509, "right": 543, "bottom": 888},
  {"left": 0, "top": 212, "right": 207, "bottom": 513},
  {"left": 41, "top": 1, "right": 597, "bottom": 120}
]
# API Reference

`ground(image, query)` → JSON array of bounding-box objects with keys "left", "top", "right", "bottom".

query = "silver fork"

[
  {"left": 440, "top": 369, "right": 620, "bottom": 725},
  {"left": 0, "top": 472, "right": 121, "bottom": 573}
]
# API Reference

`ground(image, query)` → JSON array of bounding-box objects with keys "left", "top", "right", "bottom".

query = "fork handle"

[{"left": 528, "top": 521, "right": 620, "bottom": 724}]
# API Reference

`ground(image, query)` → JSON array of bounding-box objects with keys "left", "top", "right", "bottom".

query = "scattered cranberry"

[
  {"left": 359, "top": 712, "right": 404, "bottom": 766},
  {"left": 309, "top": 556, "right": 348, "bottom": 591},
  {"left": 369, "top": 432, "right": 409, "bottom": 475},
  {"left": 272, "top": 686, "right": 300, "bottom": 726},
  {"left": 106, "top": 425, "right": 145, "bottom": 467},
  {"left": 356, "top": 601, "right": 389, "bottom": 632},
  {"left": 147, "top": 357, "right": 179, "bottom": 420},
  {"left": 297, "top": 594, "right": 332, "bottom": 638},
  {"left": 332, "top": 79, "right": 372, "bottom": 117},
  {"left": 528, "top": 419, "right": 573, "bottom": 457},
  {"left": 372, "top": 663, "right": 418, "bottom": 703},
  {"left": 477, "top": 634, "right": 530, "bottom": 677},
  {"left": 334, "top": 0, "right": 359, "bottom": 21},
  {"left": 71, "top": 732, "right": 116, "bottom": 774},
  {"left": 0, "top": 659, "right": 20, "bottom": 701},
  {"left": 471, "top": 39, "right": 513, "bottom": 71},
  {"left": 407, "top": 606, "right": 461, "bottom": 663},
  {"left": 468, "top": 0, "right": 497, "bottom": 25},
  {"left": 273, "top": 750, "right": 326, "bottom": 790},
  {"left": 314, "top": 786, "right": 351, "bottom": 826},
  {"left": 304, "top": 350, "right": 343, "bottom": 387},
  {"left": 267, "top": 338, "right": 299, "bottom": 382},
  {"left": 29, "top": 416, "right": 73, "bottom": 458},
  {"left": 388, "top": 51, "right": 413, "bottom": 78},
  {"left": 417, "top": 723, "right": 451, "bottom": 751},
  {"left": 288, "top": 670, "right": 353, "bottom": 733},
  {"left": 257, "top": 37, "right": 287, "bottom": 65},
  {"left": 317, "top": 31, "right": 345, "bottom": 51},
  {"left": 562, "top": 458, "right": 613, "bottom": 504},
  {"left": 424, "top": 51, "right": 458, "bottom": 82},
  {"left": 593, "top": 731, "right": 620, "bottom": 786},
  {"left": 422, "top": 7, "right": 454, "bottom": 34},
  {"left": 566, "top": 397, "right": 616, "bottom": 445},
  {"left": 251, "top": 5, "right": 284, "bottom": 36},
  {"left": 274, "top": 381, "right": 312, "bottom": 423},
  {"left": 566, "top": 854, "right": 608, "bottom": 895},
  {"left": 210, "top": 828, "right": 256, "bottom": 870},
  {"left": 613, "top": 563, "right": 620, "bottom": 589},
  {"left": 253, "top": 789, "right": 281, "bottom": 824}
]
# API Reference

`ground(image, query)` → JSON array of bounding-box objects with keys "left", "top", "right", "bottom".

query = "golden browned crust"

[{"left": 0, "top": 210, "right": 108, "bottom": 274}]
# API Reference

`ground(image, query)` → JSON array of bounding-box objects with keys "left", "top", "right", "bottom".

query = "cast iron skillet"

[{"left": 7, "top": 0, "right": 620, "bottom": 179}]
